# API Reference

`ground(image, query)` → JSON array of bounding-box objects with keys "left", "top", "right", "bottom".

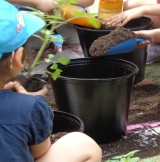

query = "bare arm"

[
  {"left": 6, "top": 0, "right": 38, "bottom": 5},
  {"left": 6, "top": 0, "right": 57, "bottom": 14},
  {"left": 7, "top": 0, "right": 95, "bottom": 8},
  {"left": 29, "top": 138, "right": 51, "bottom": 160},
  {"left": 73, "top": 0, "right": 95, "bottom": 7},
  {"left": 107, "top": 4, "right": 160, "bottom": 26}
]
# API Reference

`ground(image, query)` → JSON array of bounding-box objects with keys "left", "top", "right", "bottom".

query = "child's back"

[{"left": 0, "top": 90, "right": 53, "bottom": 161}]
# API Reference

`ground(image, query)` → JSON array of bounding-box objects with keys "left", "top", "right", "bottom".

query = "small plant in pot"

[
  {"left": 21, "top": 0, "right": 98, "bottom": 141},
  {"left": 22, "top": 0, "right": 99, "bottom": 91}
]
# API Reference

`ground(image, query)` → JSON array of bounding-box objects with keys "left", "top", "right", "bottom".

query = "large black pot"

[
  {"left": 75, "top": 16, "right": 153, "bottom": 84},
  {"left": 48, "top": 57, "right": 138, "bottom": 144},
  {"left": 52, "top": 110, "right": 84, "bottom": 134}
]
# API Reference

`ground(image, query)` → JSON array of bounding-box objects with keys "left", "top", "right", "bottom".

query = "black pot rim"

[
  {"left": 47, "top": 58, "right": 139, "bottom": 83},
  {"left": 53, "top": 110, "right": 84, "bottom": 132},
  {"left": 74, "top": 16, "right": 153, "bottom": 32}
]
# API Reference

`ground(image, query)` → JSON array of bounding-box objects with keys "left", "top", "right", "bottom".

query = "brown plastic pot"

[{"left": 75, "top": 16, "right": 153, "bottom": 84}]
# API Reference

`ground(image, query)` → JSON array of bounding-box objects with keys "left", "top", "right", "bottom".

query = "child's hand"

[
  {"left": 107, "top": 7, "right": 144, "bottom": 27},
  {"left": 34, "top": 0, "right": 58, "bottom": 15},
  {"left": 134, "top": 30, "right": 154, "bottom": 49},
  {"left": 4, "top": 81, "right": 48, "bottom": 96}
]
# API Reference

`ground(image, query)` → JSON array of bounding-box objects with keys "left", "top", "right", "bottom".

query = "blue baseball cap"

[{"left": 0, "top": 0, "right": 45, "bottom": 58}]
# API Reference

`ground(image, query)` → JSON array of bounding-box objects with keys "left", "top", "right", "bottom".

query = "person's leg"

[
  {"left": 123, "top": 0, "right": 160, "bottom": 28},
  {"left": 35, "top": 132, "right": 102, "bottom": 162}
]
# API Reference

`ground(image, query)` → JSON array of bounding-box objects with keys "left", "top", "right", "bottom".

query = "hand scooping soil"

[{"left": 89, "top": 27, "right": 136, "bottom": 57}]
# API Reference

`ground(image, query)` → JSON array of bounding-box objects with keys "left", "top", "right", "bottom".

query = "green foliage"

[
  {"left": 106, "top": 150, "right": 140, "bottom": 162},
  {"left": 39, "top": 54, "right": 70, "bottom": 80},
  {"left": 27, "top": 0, "right": 98, "bottom": 80},
  {"left": 143, "top": 160, "right": 154, "bottom": 162}
]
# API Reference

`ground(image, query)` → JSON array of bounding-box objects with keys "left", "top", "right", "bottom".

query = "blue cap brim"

[{"left": 21, "top": 12, "right": 45, "bottom": 38}]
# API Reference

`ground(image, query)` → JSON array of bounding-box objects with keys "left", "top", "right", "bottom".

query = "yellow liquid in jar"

[{"left": 98, "top": 0, "right": 123, "bottom": 21}]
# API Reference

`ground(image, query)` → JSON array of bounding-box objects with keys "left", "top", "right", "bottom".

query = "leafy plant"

[
  {"left": 27, "top": 0, "right": 98, "bottom": 80},
  {"left": 106, "top": 150, "right": 140, "bottom": 162}
]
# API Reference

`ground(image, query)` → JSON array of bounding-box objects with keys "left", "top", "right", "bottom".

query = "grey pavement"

[{"left": 31, "top": 49, "right": 82, "bottom": 75}]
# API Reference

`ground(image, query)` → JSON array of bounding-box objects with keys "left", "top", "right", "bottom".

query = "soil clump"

[{"left": 89, "top": 27, "right": 135, "bottom": 57}]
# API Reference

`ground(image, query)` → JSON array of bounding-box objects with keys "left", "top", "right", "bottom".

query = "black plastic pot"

[
  {"left": 14, "top": 75, "right": 47, "bottom": 92},
  {"left": 52, "top": 110, "right": 84, "bottom": 134},
  {"left": 47, "top": 57, "right": 139, "bottom": 144},
  {"left": 75, "top": 16, "right": 153, "bottom": 84},
  {"left": 23, "top": 77, "right": 47, "bottom": 92}
]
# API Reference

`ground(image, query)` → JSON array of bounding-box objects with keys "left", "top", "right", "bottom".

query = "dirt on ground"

[
  {"left": 50, "top": 132, "right": 68, "bottom": 144},
  {"left": 89, "top": 27, "right": 135, "bottom": 57},
  {"left": 46, "top": 83, "right": 160, "bottom": 160}
]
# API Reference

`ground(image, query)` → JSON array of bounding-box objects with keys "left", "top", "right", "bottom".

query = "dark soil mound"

[
  {"left": 99, "top": 19, "right": 116, "bottom": 30},
  {"left": 89, "top": 27, "right": 135, "bottom": 57}
]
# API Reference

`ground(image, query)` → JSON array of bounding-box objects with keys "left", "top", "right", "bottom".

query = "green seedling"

[
  {"left": 106, "top": 150, "right": 140, "bottom": 162},
  {"left": 27, "top": 0, "right": 98, "bottom": 80}
]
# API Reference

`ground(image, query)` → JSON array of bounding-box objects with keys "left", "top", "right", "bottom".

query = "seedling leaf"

[
  {"left": 48, "top": 54, "right": 54, "bottom": 59},
  {"left": 128, "top": 157, "right": 140, "bottom": 162},
  {"left": 45, "top": 58, "right": 52, "bottom": 62},
  {"left": 58, "top": 57, "right": 70, "bottom": 65},
  {"left": 87, "top": 18, "right": 99, "bottom": 28},
  {"left": 74, "top": 12, "right": 85, "bottom": 16},
  {"left": 50, "top": 63, "right": 58, "bottom": 70},
  {"left": 112, "top": 155, "right": 124, "bottom": 159},
  {"left": 125, "top": 150, "right": 139, "bottom": 157},
  {"left": 51, "top": 69, "right": 63, "bottom": 80},
  {"left": 144, "top": 160, "right": 154, "bottom": 162}
]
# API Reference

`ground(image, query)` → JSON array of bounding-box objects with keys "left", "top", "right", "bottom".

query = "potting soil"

[
  {"left": 98, "top": 19, "right": 116, "bottom": 30},
  {"left": 50, "top": 132, "right": 68, "bottom": 144},
  {"left": 46, "top": 83, "right": 160, "bottom": 160},
  {"left": 89, "top": 27, "right": 135, "bottom": 57}
]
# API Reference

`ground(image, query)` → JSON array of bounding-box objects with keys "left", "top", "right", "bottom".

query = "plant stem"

[{"left": 28, "top": 13, "right": 95, "bottom": 76}]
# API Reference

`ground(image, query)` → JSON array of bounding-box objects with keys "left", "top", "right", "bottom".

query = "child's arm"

[
  {"left": 7, "top": 0, "right": 95, "bottom": 13},
  {"left": 107, "top": 4, "right": 160, "bottom": 26},
  {"left": 4, "top": 81, "right": 48, "bottom": 96},
  {"left": 6, "top": 0, "right": 57, "bottom": 14},
  {"left": 134, "top": 29, "right": 160, "bottom": 49},
  {"left": 75, "top": 0, "right": 95, "bottom": 8},
  {"left": 29, "top": 137, "right": 51, "bottom": 160}
]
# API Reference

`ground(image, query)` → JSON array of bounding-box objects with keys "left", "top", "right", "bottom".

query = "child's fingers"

[
  {"left": 4, "top": 82, "right": 15, "bottom": 90},
  {"left": 14, "top": 81, "right": 28, "bottom": 94},
  {"left": 4, "top": 81, "right": 28, "bottom": 94},
  {"left": 136, "top": 41, "right": 150, "bottom": 49},
  {"left": 29, "top": 85, "right": 48, "bottom": 96}
]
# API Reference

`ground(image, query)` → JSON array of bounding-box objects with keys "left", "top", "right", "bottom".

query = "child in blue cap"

[{"left": 0, "top": 1, "right": 102, "bottom": 161}]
